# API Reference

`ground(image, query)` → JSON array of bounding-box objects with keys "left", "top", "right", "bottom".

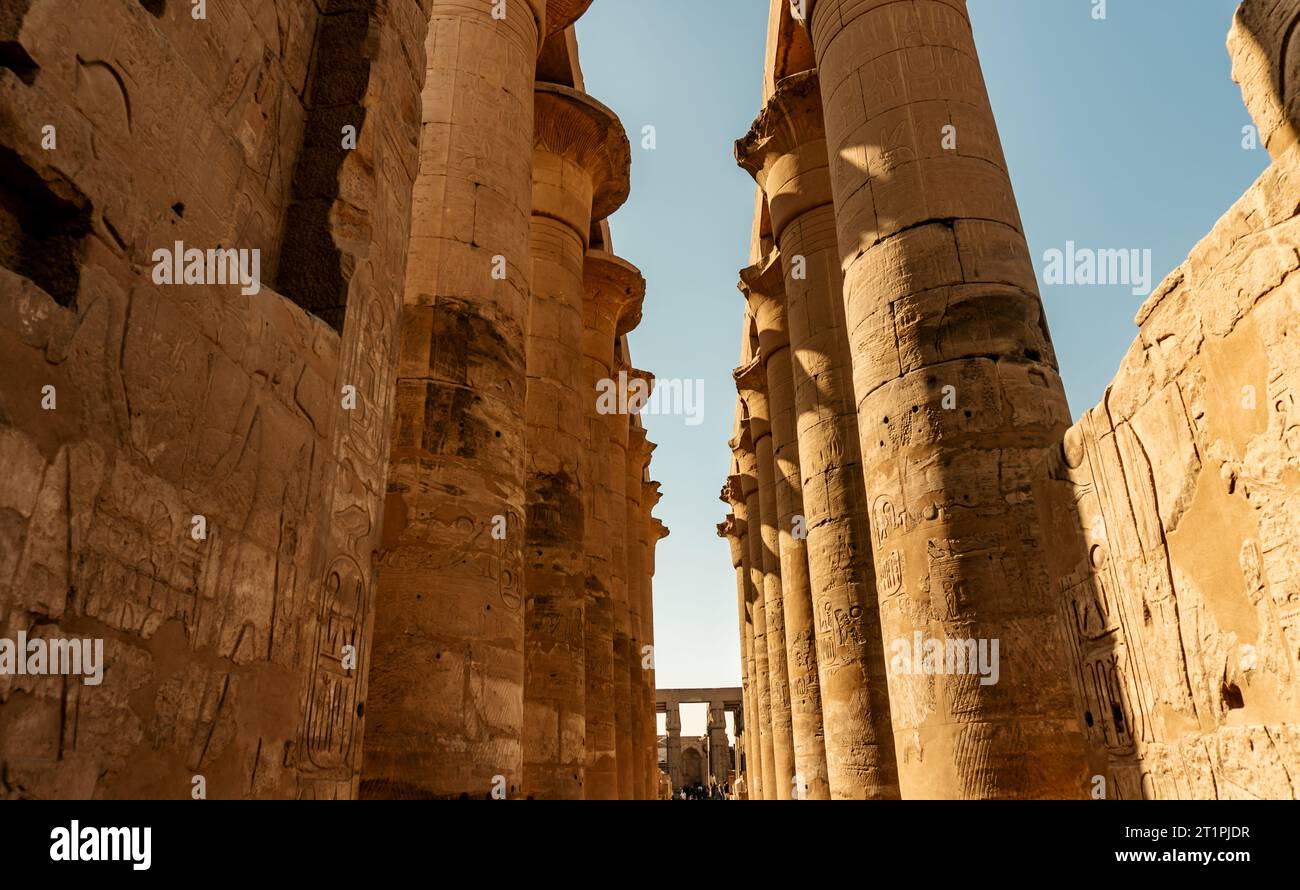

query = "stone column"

[
  {"left": 665, "top": 704, "right": 683, "bottom": 792},
  {"left": 625, "top": 427, "right": 656, "bottom": 799},
  {"left": 708, "top": 703, "right": 730, "bottom": 785},
  {"left": 366, "top": 0, "right": 577, "bottom": 800},
  {"left": 640, "top": 474, "right": 665, "bottom": 799},
  {"left": 730, "top": 437, "right": 766, "bottom": 800},
  {"left": 582, "top": 254, "right": 645, "bottom": 799},
  {"left": 734, "top": 399, "right": 778, "bottom": 798},
  {"left": 717, "top": 510, "right": 754, "bottom": 795},
  {"left": 735, "top": 358, "right": 796, "bottom": 800},
  {"left": 735, "top": 70, "right": 899, "bottom": 799},
  {"left": 801, "top": 0, "right": 1088, "bottom": 797},
  {"left": 738, "top": 255, "right": 830, "bottom": 800},
  {"left": 615, "top": 418, "right": 648, "bottom": 797},
  {"left": 520, "top": 83, "right": 630, "bottom": 800}
]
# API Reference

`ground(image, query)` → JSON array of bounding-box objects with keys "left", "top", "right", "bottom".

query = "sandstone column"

[
  {"left": 734, "top": 389, "right": 781, "bottom": 798},
  {"left": 583, "top": 254, "right": 645, "bottom": 799},
  {"left": 735, "top": 70, "right": 899, "bottom": 799},
  {"left": 641, "top": 475, "right": 666, "bottom": 798},
  {"left": 665, "top": 704, "right": 683, "bottom": 792},
  {"left": 366, "top": 0, "right": 574, "bottom": 799},
  {"left": 738, "top": 256, "right": 830, "bottom": 800},
  {"left": 801, "top": 0, "right": 1088, "bottom": 797},
  {"left": 735, "top": 358, "right": 797, "bottom": 800},
  {"left": 722, "top": 446, "right": 759, "bottom": 795},
  {"left": 623, "top": 425, "right": 652, "bottom": 799},
  {"left": 521, "top": 83, "right": 631, "bottom": 799},
  {"left": 708, "top": 703, "right": 731, "bottom": 785},
  {"left": 717, "top": 510, "right": 755, "bottom": 795}
]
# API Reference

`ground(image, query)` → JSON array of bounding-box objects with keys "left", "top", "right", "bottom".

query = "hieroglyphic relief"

[{"left": 1046, "top": 102, "right": 1300, "bottom": 796}]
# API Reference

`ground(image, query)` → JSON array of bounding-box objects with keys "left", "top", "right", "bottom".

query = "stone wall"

[
  {"left": 724, "top": 0, "right": 1300, "bottom": 799},
  {"left": 1036, "top": 0, "right": 1300, "bottom": 799},
  {"left": 0, "top": 0, "right": 425, "bottom": 799}
]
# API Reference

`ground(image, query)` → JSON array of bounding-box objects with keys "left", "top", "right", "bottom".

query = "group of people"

[{"left": 670, "top": 782, "right": 729, "bottom": 800}]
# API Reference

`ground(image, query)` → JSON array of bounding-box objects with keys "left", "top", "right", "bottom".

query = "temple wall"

[
  {"left": 1030, "top": 0, "right": 1300, "bottom": 800},
  {"left": 1040, "top": 130, "right": 1300, "bottom": 802},
  {"left": 0, "top": 0, "right": 425, "bottom": 799}
]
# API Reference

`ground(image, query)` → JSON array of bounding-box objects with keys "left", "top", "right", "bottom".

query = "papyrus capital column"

[
  {"left": 736, "top": 68, "right": 900, "bottom": 799},
  {"left": 620, "top": 421, "right": 654, "bottom": 797},
  {"left": 581, "top": 253, "right": 644, "bottom": 799},
  {"left": 720, "top": 457, "right": 763, "bottom": 800},
  {"left": 365, "top": 0, "right": 558, "bottom": 800},
  {"left": 735, "top": 359, "right": 789, "bottom": 798},
  {"left": 522, "top": 82, "right": 630, "bottom": 800},
  {"left": 727, "top": 430, "right": 767, "bottom": 799},
  {"left": 738, "top": 251, "right": 830, "bottom": 800},
  {"left": 639, "top": 471, "right": 665, "bottom": 800},
  {"left": 800, "top": 0, "right": 1090, "bottom": 798}
]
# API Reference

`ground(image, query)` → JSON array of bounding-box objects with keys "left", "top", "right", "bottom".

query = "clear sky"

[{"left": 574, "top": 0, "right": 1268, "bottom": 737}]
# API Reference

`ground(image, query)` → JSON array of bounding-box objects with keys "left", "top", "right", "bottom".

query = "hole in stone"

[
  {"left": 355, "top": 702, "right": 364, "bottom": 717},
  {"left": 171, "top": 201, "right": 185, "bottom": 217},
  {"left": 1025, "top": 348, "right": 1042, "bottom": 362},
  {"left": 882, "top": 416, "right": 889, "bottom": 425},
  {"left": 0, "top": 145, "right": 92, "bottom": 307},
  {"left": 139, "top": 0, "right": 165, "bottom": 17},
  {"left": 1221, "top": 682, "right": 1245, "bottom": 710},
  {"left": 1084, "top": 710, "right": 1094, "bottom": 727},
  {"left": 0, "top": 3, "right": 39, "bottom": 87},
  {"left": 495, "top": 431, "right": 502, "bottom": 438},
  {"left": 276, "top": 6, "right": 376, "bottom": 331},
  {"left": 1111, "top": 704, "right": 1125, "bottom": 732},
  {"left": 963, "top": 410, "right": 972, "bottom": 419}
]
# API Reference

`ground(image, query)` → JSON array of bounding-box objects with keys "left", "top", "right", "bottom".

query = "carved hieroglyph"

[
  {"left": 738, "top": 255, "right": 830, "bottom": 800},
  {"left": 521, "top": 83, "right": 630, "bottom": 800},
  {"left": 736, "top": 69, "right": 899, "bottom": 799},
  {"left": 734, "top": 357, "right": 797, "bottom": 800},
  {"left": 0, "top": 0, "right": 424, "bottom": 799},
  {"left": 801, "top": 0, "right": 1090, "bottom": 798},
  {"left": 1033, "top": 0, "right": 1300, "bottom": 799},
  {"left": 582, "top": 256, "right": 645, "bottom": 798}
]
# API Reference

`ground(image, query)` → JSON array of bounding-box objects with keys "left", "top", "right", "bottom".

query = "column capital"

[
  {"left": 734, "top": 70, "right": 825, "bottom": 185},
  {"left": 733, "top": 354, "right": 767, "bottom": 396},
  {"left": 628, "top": 423, "right": 651, "bottom": 464},
  {"left": 719, "top": 474, "right": 746, "bottom": 509},
  {"left": 716, "top": 513, "right": 746, "bottom": 539},
  {"left": 642, "top": 478, "right": 663, "bottom": 511},
  {"left": 734, "top": 70, "right": 831, "bottom": 236},
  {"left": 546, "top": 0, "right": 595, "bottom": 37},
  {"left": 584, "top": 250, "right": 646, "bottom": 339},
  {"left": 717, "top": 515, "right": 747, "bottom": 567},
  {"left": 534, "top": 83, "right": 631, "bottom": 230},
  {"left": 584, "top": 251, "right": 645, "bottom": 370},
  {"left": 738, "top": 251, "right": 789, "bottom": 353}
]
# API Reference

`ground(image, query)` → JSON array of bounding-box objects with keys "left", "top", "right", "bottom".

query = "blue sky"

[{"left": 574, "top": 0, "right": 1268, "bottom": 736}]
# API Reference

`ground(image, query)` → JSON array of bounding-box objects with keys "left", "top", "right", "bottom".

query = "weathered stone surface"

[
  {"left": 1035, "top": 10, "right": 1300, "bottom": 793},
  {"left": 582, "top": 255, "right": 644, "bottom": 799},
  {"left": 738, "top": 253, "right": 830, "bottom": 800},
  {"left": 736, "top": 68, "right": 899, "bottom": 799},
  {"left": 1229, "top": 0, "right": 1300, "bottom": 159},
  {"left": 521, "top": 83, "right": 629, "bottom": 800},
  {"left": 734, "top": 356, "right": 797, "bottom": 800},
  {"left": 802, "top": 0, "right": 1090, "bottom": 799},
  {"left": 0, "top": 0, "right": 425, "bottom": 799}
]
